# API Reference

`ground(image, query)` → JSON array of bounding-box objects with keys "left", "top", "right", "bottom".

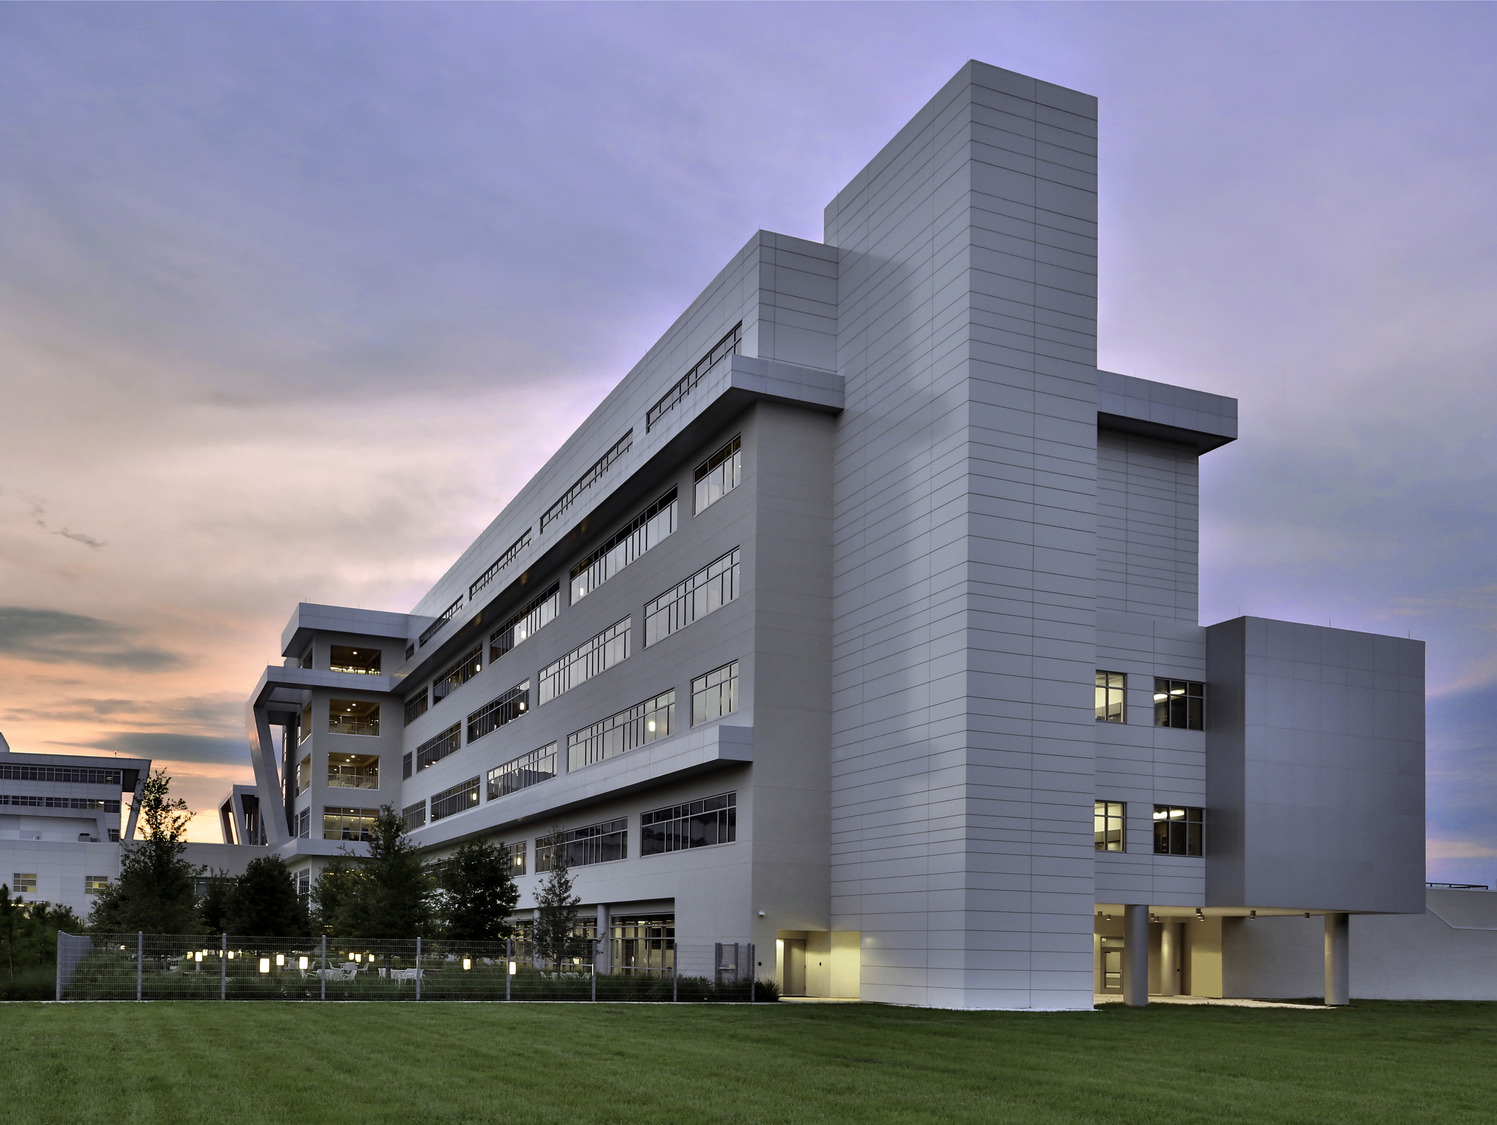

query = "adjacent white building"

[{"left": 215, "top": 60, "right": 1424, "bottom": 1007}]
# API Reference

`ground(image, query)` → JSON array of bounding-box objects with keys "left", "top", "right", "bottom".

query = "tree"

[
  {"left": 436, "top": 838, "right": 518, "bottom": 945},
  {"left": 88, "top": 769, "right": 202, "bottom": 934},
  {"left": 198, "top": 869, "right": 234, "bottom": 933},
  {"left": 533, "top": 827, "right": 582, "bottom": 969},
  {"left": 316, "top": 806, "right": 432, "bottom": 938},
  {"left": 226, "top": 856, "right": 309, "bottom": 937}
]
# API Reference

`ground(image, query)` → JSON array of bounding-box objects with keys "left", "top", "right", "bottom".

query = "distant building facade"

[{"left": 227, "top": 61, "right": 1429, "bottom": 1009}]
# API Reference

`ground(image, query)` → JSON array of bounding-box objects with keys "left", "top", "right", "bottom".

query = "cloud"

[
  {"left": 0, "top": 606, "right": 183, "bottom": 670},
  {"left": 1427, "top": 839, "right": 1497, "bottom": 862},
  {"left": 55, "top": 731, "right": 250, "bottom": 766}
]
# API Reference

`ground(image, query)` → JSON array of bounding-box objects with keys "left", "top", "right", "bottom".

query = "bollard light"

[
  {"left": 508, "top": 961, "right": 517, "bottom": 976},
  {"left": 228, "top": 951, "right": 235, "bottom": 960},
  {"left": 354, "top": 953, "right": 363, "bottom": 963},
  {"left": 463, "top": 958, "right": 472, "bottom": 971},
  {"left": 298, "top": 956, "right": 309, "bottom": 970},
  {"left": 194, "top": 952, "right": 202, "bottom": 963},
  {"left": 259, "top": 958, "right": 271, "bottom": 974},
  {"left": 275, "top": 953, "right": 285, "bottom": 967}
]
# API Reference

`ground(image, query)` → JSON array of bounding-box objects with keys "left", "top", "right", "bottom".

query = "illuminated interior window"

[
  {"left": 1153, "top": 805, "right": 1205, "bottom": 856},
  {"left": 1154, "top": 678, "right": 1205, "bottom": 730},
  {"left": 328, "top": 699, "right": 380, "bottom": 737},
  {"left": 1094, "top": 800, "right": 1125, "bottom": 852},
  {"left": 327, "top": 753, "right": 379, "bottom": 789},
  {"left": 1095, "top": 671, "right": 1126, "bottom": 723},
  {"left": 330, "top": 645, "right": 381, "bottom": 675}
]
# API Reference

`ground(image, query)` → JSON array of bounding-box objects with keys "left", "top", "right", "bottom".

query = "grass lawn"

[{"left": 1, "top": 1000, "right": 1494, "bottom": 1124}]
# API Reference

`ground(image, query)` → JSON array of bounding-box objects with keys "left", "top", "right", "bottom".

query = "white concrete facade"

[{"left": 235, "top": 62, "right": 1428, "bottom": 1008}]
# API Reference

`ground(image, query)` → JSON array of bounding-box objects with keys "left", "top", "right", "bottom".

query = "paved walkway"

[{"left": 1095, "top": 993, "right": 1332, "bottom": 1010}]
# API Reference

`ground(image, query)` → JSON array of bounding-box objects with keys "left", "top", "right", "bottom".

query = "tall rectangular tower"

[{"left": 826, "top": 62, "right": 1101, "bottom": 1008}]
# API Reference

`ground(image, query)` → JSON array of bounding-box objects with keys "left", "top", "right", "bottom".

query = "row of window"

[
  {"left": 0, "top": 794, "right": 121, "bottom": 811},
  {"left": 646, "top": 323, "right": 743, "bottom": 431},
  {"left": 534, "top": 792, "right": 738, "bottom": 872},
  {"left": 0, "top": 764, "right": 124, "bottom": 785},
  {"left": 1093, "top": 801, "right": 1205, "bottom": 856},
  {"left": 399, "top": 662, "right": 741, "bottom": 827},
  {"left": 398, "top": 436, "right": 742, "bottom": 731},
  {"left": 12, "top": 874, "right": 113, "bottom": 895},
  {"left": 1095, "top": 672, "right": 1206, "bottom": 729}
]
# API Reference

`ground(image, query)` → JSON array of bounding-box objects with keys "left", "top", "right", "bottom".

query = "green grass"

[{"left": 1, "top": 1001, "right": 1494, "bottom": 1124}]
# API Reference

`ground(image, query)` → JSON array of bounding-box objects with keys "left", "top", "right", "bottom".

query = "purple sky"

[{"left": 1, "top": 3, "right": 1493, "bottom": 876}]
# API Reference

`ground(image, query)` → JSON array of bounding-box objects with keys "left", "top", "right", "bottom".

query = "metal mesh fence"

[{"left": 57, "top": 933, "right": 765, "bottom": 1002}]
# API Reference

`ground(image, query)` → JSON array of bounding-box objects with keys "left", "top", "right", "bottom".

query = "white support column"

[
  {"left": 1159, "top": 921, "right": 1182, "bottom": 997},
  {"left": 1122, "top": 904, "right": 1149, "bottom": 1007},
  {"left": 1324, "top": 912, "right": 1349, "bottom": 1006}
]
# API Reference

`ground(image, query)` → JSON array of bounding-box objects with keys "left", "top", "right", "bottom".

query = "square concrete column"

[
  {"left": 1324, "top": 912, "right": 1349, "bottom": 1006},
  {"left": 1122, "top": 904, "right": 1149, "bottom": 1007}
]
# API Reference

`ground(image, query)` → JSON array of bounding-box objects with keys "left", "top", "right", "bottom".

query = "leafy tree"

[
  {"left": 226, "top": 856, "right": 309, "bottom": 937},
  {"left": 88, "top": 770, "right": 202, "bottom": 934},
  {"left": 533, "top": 827, "right": 582, "bottom": 969},
  {"left": 0, "top": 885, "right": 22, "bottom": 980},
  {"left": 435, "top": 838, "right": 518, "bottom": 945},
  {"left": 198, "top": 869, "right": 234, "bottom": 933},
  {"left": 316, "top": 806, "right": 432, "bottom": 938},
  {"left": 310, "top": 857, "right": 355, "bottom": 936},
  {"left": 1, "top": 892, "right": 83, "bottom": 990}
]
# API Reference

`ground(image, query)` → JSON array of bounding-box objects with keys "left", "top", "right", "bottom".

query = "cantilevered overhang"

[
  {"left": 248, "top": 664, "right": 398, "bottom": 714},
  {"left": 280, "top": 603, "right": 413, "bottom": 659},
  {"left": 1097, "top": 369, "right": 1237, "bottom": 453},
  {"left": 406, "top": 723, "right": 754, "bottom": 851}
]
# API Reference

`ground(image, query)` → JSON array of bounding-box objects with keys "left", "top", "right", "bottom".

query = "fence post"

[
  {"left": 55, "top": 931, "right": 64, "bottom": 1002},
  {"left": 749, "top": 942, "right": 756, "bottom": 1003},
  {"left": 320, "top": 934, "right": 327, "bottom": 1001},
  {"left": 672, "top": 951, "right": 678, "bottom": 1004},
  {"left": 415, "top": 937, "right": 422, "bottom": 1001},
  {"left": 135, "top": 932, "right": 143, "bottom": 1001},
  {"left": 505, "top": 937, "right": 511, "bottom": 1003},
  {"left": 220, "top": 933, "right": 227, "bottom": 1001},
  {"left": 591, "top": 939, "right": 597, "bottom": 1002}
]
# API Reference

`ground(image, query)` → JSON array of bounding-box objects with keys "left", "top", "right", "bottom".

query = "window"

[
  {"left": 1094, "top": 800, "right": 1126, "bottom": 852},
  {"left": 489, "top": 584, "right": 559, "bottom": 662},
  {"left": 692, "top": 661, "right": 739, "bottom": 725},
  {"left": 641, "top": 793, "right": 736, "bottom": 855},
  {"left": 295, "top": 755, "right": 311, "bottom": 796},
  {"left": 430, "top": 777, "right": 481, "bottom": 822},
  {"left": 0, "top": 764, "right": 121, "bottom": 785},
  {"left": 84, "top": 875, "right": 109, "bottom": 895},
  {"left": 402, "top": 801, "right": 427, "bottom": 829},
  {"left": 404, "top": 688, "right": 428, "bottom": 725},
  {"left": 328, "top": 753, "right": 379, "bottom": 789},
  {"left": 541, "top": 430, "right": 633, "bottom": 532},
  {"left": 402, "top": 752, "right": 413, "bottom": 780},
  {"left": 295, "top": 809, "right": 310, "bottom": 839},
  {"left": 323, "top": 807, "right": 379, "bottom": 842},
  {"left": 433, "top": 644, "right": 483, "bottom": 705},
  {"left": 487, "top": 743, "right": 557, "bottom": 800},
  {"left": 0, "top": 795, "right": 119, "bottom": 812},
  {"left": 694, "top": 435, "right": 742, "bottom": 514},
  {"left": 1095, "top": 671, "right": 1126, "bottom": 723},
  {"left": 610, "top": 915, "right": 676, "bottom": 976},
  {"left": 1154, "top": 678, "right": 1205, "bottom": 730},
  {"left": 415, "top": 723, "right": 462, "bottom": 771},
  {"left": 536, "top": 818, "right": 628, "bottom": 871},
  {"left": 298, "top": 703, "right": 312, "bottom": 745},
  {"left": 569, "top": 490, "right": 677, "bottom": 603},
  {"left": 1154, "top": 806, "right": 1204, "bottom": 856},
  {"left": 467, "top": 680, "right": 530, "bottom": 742},
  {"left": 644, "top": 548, "right": 740, "bottom": 646},
  {"left": 329, "top": 700, "right": 380, "bottom": 736},
  {"left": 567, "top": 691, "right": 674, "bottom": 772},
  {"left": 329, "top": 646, "right": 380, "bottom": 675},
  {"left": 646, "top": 323, "right": 742, "bottom": 431},
  {"left": 470, "top": 529, "right": 532, "bottom": 601},
  {"left": 538, "top": 618, "right": 631, "bottom": 704},
  {"left": 296, "top": 870, "right": 311, "bottom": 901},
  {"left": 419, "top": 597, "right": 462, "bottom": 648},
  {"left": 11, "top": 874, "right": 37, "bottom": 894},
  {"left": 507, "top": 841, "right": 527, "bottom": 877}
]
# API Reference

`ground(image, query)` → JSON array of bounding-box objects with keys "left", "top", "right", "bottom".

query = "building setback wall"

[{"left": 825, "top": 61, "right": 1100, "bottom": 1009}]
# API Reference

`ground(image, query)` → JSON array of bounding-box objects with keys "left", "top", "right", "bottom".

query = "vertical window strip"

[
  {"left": 1095, "top": 670, "right": 1126, "bottom": 723},
  {"left": 693, "top": 435, "right": 742, "bottom": 514},
  {"left": 691, "top": 661, "right": 739, "bottom": 725},
  {"left": 538, "top": 618, "right": 631, "bottom": 704},
  {"left": 566, "top": 691, "right": 675, "bottom": 772},
  {"left": 403, "top": 688, "right": 429, "bottom": 725},
  {"left": 490, "top": 584, "right": 560, "bottom": 661},
  {"left": 1094, "top": 800, "right": 1126, "bottom": 852},
  {"left": 487, "top": 743, "right": 557, "bottom": 800},
  {"left": 569, "top": 490, "right": 678, "bottom": 603},
  {"left": 644, "top": 548, "right": 740, "bottom": 646}
]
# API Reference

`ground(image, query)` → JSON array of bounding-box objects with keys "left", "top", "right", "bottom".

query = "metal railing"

[{"left": 57, "top": 933, "right": 766, "bottom": 1002}]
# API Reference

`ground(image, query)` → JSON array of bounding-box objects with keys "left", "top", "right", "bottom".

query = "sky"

[{"left": 1, "top": 2, "right": 1493, "bottom": 878}]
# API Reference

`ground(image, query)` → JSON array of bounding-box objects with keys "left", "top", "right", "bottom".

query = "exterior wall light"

[{"left": 259, "top": 958, "right": 271, "bottom": 974}]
